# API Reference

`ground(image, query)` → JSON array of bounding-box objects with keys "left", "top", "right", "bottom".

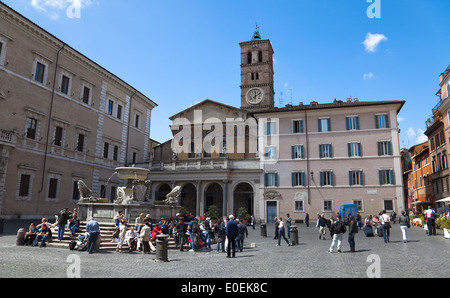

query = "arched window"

[
  {"left": 247, "top": 52, "right": 252, "bottom": 64},
  {"left": 258, "top": 51, "right": 263, "bottom": 63}
]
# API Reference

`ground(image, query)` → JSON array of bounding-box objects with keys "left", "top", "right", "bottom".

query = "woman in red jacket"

[{"left": 152, "top": 223, "right": 162, "bottom": 240}]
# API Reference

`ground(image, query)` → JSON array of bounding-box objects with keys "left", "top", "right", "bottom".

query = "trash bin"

[
  {"left": 16, "top": 228, "right": 26, "bottom": 246},
  {"left": 289, "top": 225, "right": 298, "bottom": 245},
  {"left": 0, "top": 218, "right": 4, "bottom": 234},
  {"left": 155, "top": 234, "right": 169, "bottom": 262},
  {"left": 260, "top": 223, "right": 267, "bottom": 237}
]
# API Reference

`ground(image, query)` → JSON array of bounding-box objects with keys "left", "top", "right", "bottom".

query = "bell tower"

[{"left": 239, "top": 26, "right": 275, "bottom": 111}]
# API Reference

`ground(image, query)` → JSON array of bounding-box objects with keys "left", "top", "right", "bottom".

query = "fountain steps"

[{"left": 46, "top": 221, "right": 189, "bottom": 251}]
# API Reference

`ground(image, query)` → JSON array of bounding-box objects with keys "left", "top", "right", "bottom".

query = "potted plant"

[
  {"left": 440, "top": 218, "right": 450, "bottom": 239},
  {"left": 206, "top": 205, "right": 219, "bottom": 221},
  {"left": 237, "top": 207, "right": 250, "bottom": 225}
]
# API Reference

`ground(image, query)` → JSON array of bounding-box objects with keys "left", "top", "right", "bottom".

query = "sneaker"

[
  {"left": 276, "top": 244, "right": 280, "bottom": 246},
  {"left": 338, "top": 250, "right": 342, "bottom": 253}
]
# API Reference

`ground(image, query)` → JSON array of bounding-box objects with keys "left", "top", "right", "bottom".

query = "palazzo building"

[
  {"left": 148, "top": 29, "right": 406, "bottom": 223},
  {"left": 0, "top": 2, "right": 157, "bottom": 218}
]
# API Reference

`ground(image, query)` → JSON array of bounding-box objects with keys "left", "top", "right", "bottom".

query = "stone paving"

[{"left": 0, "top": 220, "right": 448, "bottom": 279}]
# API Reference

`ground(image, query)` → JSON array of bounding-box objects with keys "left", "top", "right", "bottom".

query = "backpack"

[
  {"left": 191, "top": 221, "right": 199, "bottom": 233},
  {"left": 69, "top": 240, "right": 77, "bottom": 250}
]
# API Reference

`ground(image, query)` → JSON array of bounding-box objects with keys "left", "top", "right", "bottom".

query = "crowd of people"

[
  {"left": 108, "top": 212, "right": 250, "bottom": 258},
  {"left": 21, "top": 205, "right": 448, "bottom": 255}
]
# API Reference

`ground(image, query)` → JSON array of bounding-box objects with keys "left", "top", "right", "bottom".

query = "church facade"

[{"left": 148, "top": 29, "right": 406, "bottom": 223}]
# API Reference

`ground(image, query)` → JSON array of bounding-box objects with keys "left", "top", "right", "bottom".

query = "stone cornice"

[{"left": 0, "top": 2, "right": 157, "bottom": 109}]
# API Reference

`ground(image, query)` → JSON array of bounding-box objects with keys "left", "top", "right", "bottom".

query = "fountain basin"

[{"left": 115, "top": 167, "right": 149, "bottom": 180}]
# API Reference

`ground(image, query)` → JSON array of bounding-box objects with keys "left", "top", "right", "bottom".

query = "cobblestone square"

[{"left": 0, "top": 220, "right": 448, "bottom": 280}]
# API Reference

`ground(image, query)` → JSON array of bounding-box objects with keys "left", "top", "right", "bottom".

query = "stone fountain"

[{"left": 77, "top": 166, "right": 180, "bottom": 223}]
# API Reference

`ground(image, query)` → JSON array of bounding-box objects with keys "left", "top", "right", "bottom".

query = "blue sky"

[{"left": 3, "top": 0, "right": 450, "bottom": 148}]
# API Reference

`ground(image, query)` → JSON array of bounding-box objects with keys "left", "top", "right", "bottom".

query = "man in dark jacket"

[
  {"left": 236, "top": 219, "right": 248, "bottom": 252},
  {"left": 317, "top": 214, "right": 327, "bottom": 240},
  {"left": 328, "top": 215, "right": 346, "bottom": 253},
  {"left": 226, "top": 215, "right": 238, "bottom": 258},
  {"left": 57, "top": 207, "right": 72, "bottom": 241}
]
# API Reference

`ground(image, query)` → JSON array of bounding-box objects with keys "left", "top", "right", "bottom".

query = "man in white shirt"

[
  {"left": 424, "top": 206, "right": 436, "bottom": 236},
  {"left": 379, "top": 210, "right": 391, "bottom": 243},
  {"left": 125, "top": 225, "right": 137, "bottom": 251}
]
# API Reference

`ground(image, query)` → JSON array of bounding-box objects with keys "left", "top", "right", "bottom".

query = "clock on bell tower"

[{"left": 239, "top": 27, "right": 275, "bottom": 111}]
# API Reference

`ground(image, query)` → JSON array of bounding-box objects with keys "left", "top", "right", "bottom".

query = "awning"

[{"left": 435, "top": 197, "right": 450, "bottom": 203}]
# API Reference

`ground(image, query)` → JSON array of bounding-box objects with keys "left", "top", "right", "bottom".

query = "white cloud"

[
  {"left": 30, "top": 0, "right": 95, "bottom": 19},
  {"left": 363, "top": 33, "right": 388, "bottom": 52},
  {"left": 363, "top": 72, "right": 374, "bottom": 80},
  {"left": 407, "top": 127, "right": 428, "bottom": 145}
]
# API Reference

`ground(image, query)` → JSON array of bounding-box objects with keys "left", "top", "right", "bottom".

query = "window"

[
  {"left": 318, "top": 118, "right": 331, "bottom": 132},
  {"left": 292, "top": 172, "right": 306, "bottom": 187},
  {"left": 247, "top": 52, "right": 252, "bottom": 64},
  {"left": 384, "top": 200, "right": 394, "bottom": 211},
  {"left": 117, "top": 104, "right": 123, "bottom": 120},
  {"left": 0, "top": 41, "right": 4, "bottom": 65},
  {"left": 48, "top": 178, "right": 58, "bottom": 199},
  {"left": 319, "top": 144, "right": 333, "bottom": 158},
  {"left": 349, "top": 170, "right": 364, "bottom": 186},
  {"left": 220, "top": 141, "right": 227, "bottom": 157},
  {"left": 113, "top": 145, "right": 119, "bottom": 161},
  {"left": 132, "top": 152, "right": 137, "bottom": 164},
  {"left": 35, "top": 62, "right": 46, "bottom": 83},
  {"left": 377, "top": 141, "right": 392, "bottom": 156},
  {"left": 61, "top": 75, "right": 70, "bottom": 95},
  {"left": 103, "top": 142, "right": 109, "bottom": 159},
  {"left": 348, "top": 142, "right": 362, "bottom": 157},
  {"left": 54, "top": 126, "right": 63, "bottom": 147},
  {"left": 292, "top": 120, "right": 303, "bottom": 134},
  {"left": 72, "top": 181, "right": 80, "bottom": 201},
  {"left": 264, "top": 146, "right": 277, "bottom": 160},
  {"left": 294, "top": 200, "right": 304, "bottom": 212},
  {"left": 323, "top": 200, "right": 333, "bottom": 212},
  {"left": 258, "top": 51, "right": 263, "bottom": 63},
  {"left": 320, "top": 170, "right": 334, "bottom": 186},
  {"left": 26, "top": 117, "right": 37, "bottom": 140},
  {"left": 135, "top": 114, "right": 140, "bottom": 128},
  {"left": 19, "top": 174, "right": 31, "bottom": 197},
  {"left": 379, "top": 169, "right": 395, "bottom": 185},
  {"left": 188, "top": 142, "right": 195, "bottom": 159},
  {"left": 346, "top": 116, "right": 360, "bottom": 130},
  {"left": 82, "top": 86, "right": 91, "bottom": 104},
  {"left": 375, "top": 114, "right": 389, "bottom": 129},
  {"left": 108, "top": 100, "right": 114, "bottom": 115},
  {"left": 292, "top": 145, "right": 304, "bottom": 159},
  {"left": 77, "top": 134, "right": 85, "bottom": 152},
  {"left": 264, "top": 173, "right": 278, "bottom": 187},
  {"left": 353, "top": 200, "right": 363, "bottom": 212},
  {"left": 266, "top": 121, "right": 276, "bottom": 135}
]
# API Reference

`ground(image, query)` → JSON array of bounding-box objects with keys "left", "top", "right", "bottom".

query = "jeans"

[
  {"left": 382, "top": 224, "right": 390, "bottom": 243},
  {"left": 401, "top": 226, "right": 408, "bottom": 241},
  {"left": 87, "top": 232, "right": 99, "bottom": 254},
  {"left": 427, "top": 219, "right": 436, "bottom": 235},
  {"left": 69, "top": 224, "right": 79, "bottom": 235},
  {"left": 236, "top": 234, "right": 245, "bottom": 251},
  {"left": 329, "top": 233, "right": 343, "bottom": 252},
  {"left": 216, "top": 239, "right": 225, "bottom": 252},
  {"left": 201, "top": 231, "right": 211, "bottom": 249},
  {"left": 227, "top": 236, "right": 236, "bottom": 257},
  {"left": 348, "top": 234, "right": 355, "bottom": 250},
  {"left": 277, "top": 229, "right": 290, "bottom": 246},
  {"left": 33, "top": 234, "right": 51, "bottom": 247},
  {"left": 58, "top": 224, "right": 65, "bottom": 240}
]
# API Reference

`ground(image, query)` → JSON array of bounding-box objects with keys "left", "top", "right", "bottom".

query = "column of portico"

[
  {"left": 223, "top": 180, "right": 229, "bottom": 218},
  {"left": 196, "top": 180, "right": 201, "bottom": 217}
]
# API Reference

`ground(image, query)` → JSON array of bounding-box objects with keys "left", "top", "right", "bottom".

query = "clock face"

[{"left": 246, "top": 88, "right": 264, "bottom": 105}]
